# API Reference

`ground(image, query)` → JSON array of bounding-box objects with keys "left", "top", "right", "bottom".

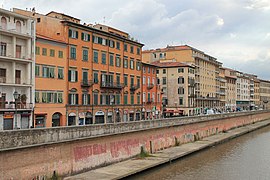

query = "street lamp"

[{"left": 13, "top": 91, "right": 19, "bottom": 129}]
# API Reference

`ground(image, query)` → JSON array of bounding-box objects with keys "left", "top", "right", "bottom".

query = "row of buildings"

[{"left": 0, "top": 8, "right": 269, "bottom": 130}]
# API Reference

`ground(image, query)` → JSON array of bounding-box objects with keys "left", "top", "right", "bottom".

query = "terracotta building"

[
  {"left": 141, "top": 62, "right": 162, "bottom": 119},
  {"left": 14, "top": 8, "right": 144, "bottom": 126},
  {"left": 152, "top": 61, "right": 195, "bottom": 116}
]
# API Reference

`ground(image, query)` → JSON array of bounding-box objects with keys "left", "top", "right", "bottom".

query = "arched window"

[
  {"left": 16, "top": 21, "right": 21, "bottom": 32},
  {"left": 1, "top": 17, "right": 7, "bottom": 30}
]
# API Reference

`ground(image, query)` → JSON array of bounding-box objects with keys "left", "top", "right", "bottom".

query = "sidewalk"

[{"left": 65, "top": 119, "right": 270, "bottom": 180}]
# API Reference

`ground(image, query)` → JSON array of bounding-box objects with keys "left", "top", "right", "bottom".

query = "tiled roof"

[{"left": 151, "top": 61, "right": 192, "bottom": 68}]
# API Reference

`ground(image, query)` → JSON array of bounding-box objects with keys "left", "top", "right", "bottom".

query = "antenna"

[{"left": 103, "top": 16, "right": 106, "bottom": 24}]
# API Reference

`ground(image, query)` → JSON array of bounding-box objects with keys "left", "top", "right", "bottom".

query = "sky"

[{"left": 2, "top": 0, "right": 270, "bottom": 80}]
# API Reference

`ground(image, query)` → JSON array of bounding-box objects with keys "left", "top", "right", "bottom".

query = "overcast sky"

[{"left": 2, "top": 0, "right": 270, "bottom": 79}]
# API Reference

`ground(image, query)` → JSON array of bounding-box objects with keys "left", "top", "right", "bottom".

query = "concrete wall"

[{"left": 0, "top": 110, "right": 270, "bottom": 179}]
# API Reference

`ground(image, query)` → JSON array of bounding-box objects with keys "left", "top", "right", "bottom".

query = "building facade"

[
  {"left": 236, "top": 71, "right": 250, "bottom": 110},
  {"left": 15, "top": 9, "right": 144, "bottom": 126},
  {"left": 143, "top": 45, "right": 221, "bottom": 114},
  {"left": 0, "top": 8, "right": 35, "bottom": 130},
  {"left": 224, "top": 68, "right": 237, "bottom": 111},
  {"left": 152, "top": 61, "right": 195, "bottom": 116},
  {"left": 259, "top": 79, "right": 270, "bottom": 109},
  {"left": 142, "top": 62, "right": 162, "bottom": 119}
]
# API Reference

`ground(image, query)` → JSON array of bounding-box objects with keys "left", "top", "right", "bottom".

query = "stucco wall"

[{"left": 0, "top": 111, "right": 270, "bottom": 179}]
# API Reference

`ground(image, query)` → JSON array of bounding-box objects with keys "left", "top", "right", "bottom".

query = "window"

[
  {"left": 130, "top": 45, "right": 134, "bottom": 53},
  {"left": 36, "top": 47, "right": 40, "bottom": 55},
  {"left": 157, "top": 78, "right": 160, "bottom": 84},
  {"left": 137, "top": 77, "right": 140, "bottom": 88},
  {"left": 69, "top": 29, "right": 78, "bottom": 39},
  {"left": 156, "top": 69, "right": 159, "bottom": 74},
  {"left": 179, "top": 97, "right": 183, "bottom": 105},
  {"left": 1, "top": 17, "right": 7, "bottom": 30},
  {"left": 147, "top": 92, "right": 151, "bottom": 102},
  {"left": 35, "top": 65, "right": 40, "bottom": 77},
  {"left": 115, "top": 55, "right": 121, "bottom": 67},
  {"left": 143, "top": 76, "right": 146, "bottom": 85},
  {"left": 116, "top": 42, "right": 120, "bottom": 50},
  {"left": 152, "top": 77, "right": 155, "bottom": 85},
  {"left": 81, "top": 32, "right": 90, "bottom": 41},
  {"left": 124, "top": 44, "right": 128, "bottom": 51},
  {"left": 124, "top": 57, "right": 128, "bottom": 68},
  {"left": 93, "top": 72, "right": 99, "bottom": 83},
  {"left": 93, "top": 36, "right": 98, "bottom": 43},
  {"left": 0, "top": 43, "right": 6, "bottom": 56},
  {"left": 148, "top": 67, "right": 150, "bottom": 73},
  {"left": 82, "top": 49, "right": 88, "bottom": 61},
  {"left": 58, "top": 92, "right": 63, "bottom": 103},
  {"left": 162, "top": 77, "right": 166, "bottom": 85},
  {"left": 137, "top": 47, "right": 140, "bottom": 55},
  {"left": 93, "top": 50, "right": 98, "bottom": 63},
  {"left": 157, "top": 93, "right": 160, "bottom": 102},
  {"left": 93, "top": 93, "right": 98, "bottom": 105},
  {"left": 116, "top": 75, "right": 120, "bottom": 85},
  {"left": 178, "top": 87, "right": 184, "bottom": 94},
  {"left": 58, "top": 67, "right": 64, "bottom": 79},
  {"left": 115, "top": 94, "right": 120, "bottom": 104},
  {"left": 68, "top": 69, "right": 78, "bottom": 82},
  {"left": 178, "top": 68, "right": 184, "bottom": 73},
  {"left": 50, "top": 49, "right": 55, "bottom": 57},
  {"left": 109, "top": 54, "right": 114, "bottom": 66},
  {"left": 70, "top": 46, "right": 76, "bottom": 59},
  {"left": 35, "top": 92, "right": 40, "bottom": 103},
  {"left": 152, "top": 92, "right": 155, "bottom": 102},
  {"left": 147, "top": 77, "right": 150, "bottom": 85},
  {"left": 137, "top": 94, "right": 140, "bottom": 104},
  {"left": 124, "top": 75, "right": 128, "bottom": 86},
  {"left": 130, "top": 76, "right": 134, "bottom": 86},
  {"left": 109, "top": 40, "right": 115, "bottom": 48},
  {"left": 124, "top": 94, "right": 128, "bottom": 104},
  {"left": 163, "top": 69, "right": 166, "bottom": 74},
  {"left": 143, "top": 93, "right": 146, "bottom": 102},
  {"left": 101, "top": 52, "right": 106, "bottom": 64},
  {"left": 42, "top": 66, "right": 55, "bottom": 78},
  {"left": 68, "top": 93, "right": 78, "bottom": 105},
  {"left": 131, "top": 95, "right": 134, "bottom": 105},
  {"left": 58, "top": 51, "right": 63, "bottom": 58},
  {"left": 178, "top": 77, "right": 184, "bottom": 84},
  {"left": 82, "top": 94, "right": 90, "bottom": 105},
  {"left": 42, "top": 48, "right": 47, "bottom": 56},
  {"left": 130, "top": 59, "right": 134, "bottom": 69},
  {"left": 136, "top": 61, "right": 141, "bottom": 71}
]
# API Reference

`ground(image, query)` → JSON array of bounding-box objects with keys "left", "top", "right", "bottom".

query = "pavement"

[{"left": 65, "top": 119, "right": 270, "bottom": 180}]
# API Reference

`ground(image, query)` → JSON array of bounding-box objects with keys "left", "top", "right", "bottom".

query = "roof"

[
  {"left": 143, "top": 45, "right": 192, "bottom": 53},
  {"left": 142, "top": 62, "right": 159, "bottom": 67},
  {"left": 36, "top": 34, "right": 66, "bottom": 44},
  {"left": 46, "top": 11, "right": 80, "bottom": 21},
  {"left": 151, "top": 61, "right": 193, "bottom": 68}
]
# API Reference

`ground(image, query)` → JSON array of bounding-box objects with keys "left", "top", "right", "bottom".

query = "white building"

[
  {"left": 236, "top": 71, "right": 250, "bottom": 110},
  {"left": 0, "top": 8, "right": 35, "bottom": 130}
]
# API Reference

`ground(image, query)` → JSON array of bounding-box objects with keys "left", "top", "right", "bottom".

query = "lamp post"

[{"left": 13, "top": 91, "right": 19, "bottom": 129}]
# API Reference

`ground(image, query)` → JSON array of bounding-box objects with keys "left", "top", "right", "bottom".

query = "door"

[
  {"left": 16, "top": 45, "right": 21, "bottom": 58},
  {"left": 15, "top": 70, "right": 21, "bottom": 84},
  {"left": 4, "top": 118, "right": 13, "bottom": 130},
  {"left": 21, "top": 116, "right": 29, "bottom": 129}
]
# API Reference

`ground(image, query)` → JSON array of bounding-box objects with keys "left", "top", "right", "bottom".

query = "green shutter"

[
  {"left": 76, "top": 31, "right": 78, "bottom": 39},
  {"left": 81, "top": 32, "right": 84, "bottom": 40},
  {"left": 69, "top": 29, "right": 72, "bottom": 37},
  {"left": 88, "top": 34, "right": 90, "bottom": 41}
]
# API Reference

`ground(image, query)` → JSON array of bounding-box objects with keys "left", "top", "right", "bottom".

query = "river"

[{"left": 128, "top": 125, "right": 270, "bottom": 180}]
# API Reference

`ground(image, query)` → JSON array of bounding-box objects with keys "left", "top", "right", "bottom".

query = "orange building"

[
  {"left": 34, "top": 35, "right": 67, "bottom": 127},
  {"left": 15, "top": 9, "right": 144, "bottom": 126},
  {"left": 142, "top": 62, "right": 162, "bottom": 119}
]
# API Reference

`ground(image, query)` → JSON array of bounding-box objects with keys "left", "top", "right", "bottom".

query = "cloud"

[{"left": 2, "top": 0, "right": 270, "bottom": 79}]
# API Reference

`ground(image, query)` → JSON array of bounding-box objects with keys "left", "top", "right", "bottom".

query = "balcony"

[
  {"left": 100, "top": 82, "right": 124, "bottom": 89},
  {"left": 130, "top": 84, "right": 140, "bottom": 91},
  {"left": 0, "top": 53, "right": 33, "bottom": 63},
  {"left": 147, "top": 83, "right": 154, "bottom": 89},
  {"left": 81, "top": 80, "right": 93, "bottom": 87},
  {"left": 0, "top": 78, "right": 33, "bottom": 87},
  {"left": 0, "top": 102, "right": 33, "bottom": 111}
]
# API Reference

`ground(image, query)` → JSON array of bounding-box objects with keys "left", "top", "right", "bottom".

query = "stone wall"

[{"left": 0, "top": 111, "right": 270, "bottom": 179}]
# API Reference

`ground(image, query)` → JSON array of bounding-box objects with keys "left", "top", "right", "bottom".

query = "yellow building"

[
  {"left": 143, "top": 45, "right": 222, "bottom": 114},
  {"left": 259, "top": 79, "right": 270, "bottom": 109},
  {"left": 224, "top": 68, "right": 237, "bottom": 111}
]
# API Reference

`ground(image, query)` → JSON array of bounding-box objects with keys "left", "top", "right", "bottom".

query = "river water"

[{"left": 129, "top": 125, "right": 270, "bottom": 180}]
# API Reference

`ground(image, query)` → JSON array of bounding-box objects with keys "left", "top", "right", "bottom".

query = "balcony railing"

[
  {"left": 0, "top": 102, "right": 33, "bottom": 110},
  {"left": 130, "top": 84, "right": 140, "bottom": 91},
  {"left": 147, "top": 83, "right": 154, "bottom": 89},
  {"left": 100, "top": 82, "right": 124, "bottom": 89},
  {"left": 0, "top": 78, "right": 33, "bottom": 86},
  {"left": 81, "top": 80, "right": 93, "bottom": 87}
]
